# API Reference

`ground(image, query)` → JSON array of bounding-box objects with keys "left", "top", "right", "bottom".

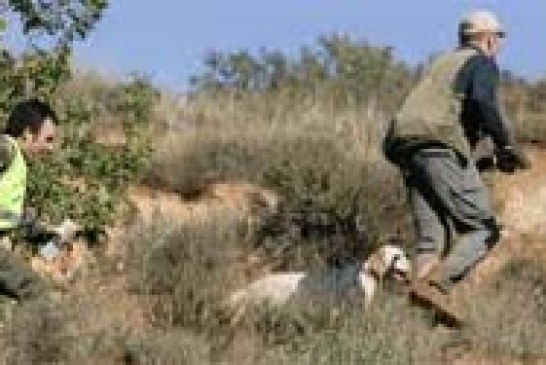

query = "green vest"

[
  {"left": 0, "top": 135, "right": 27, "bottom": 230},
  {"left": 388, "top": 48, "right": 479, "bottom": 160}
]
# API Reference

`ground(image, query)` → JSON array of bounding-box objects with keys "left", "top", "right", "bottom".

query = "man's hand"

[{"left": 495, "top": 145, "right": 530, "bottom": 173}]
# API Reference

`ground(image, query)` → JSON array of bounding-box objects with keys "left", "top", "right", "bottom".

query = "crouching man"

[
  {"left": 0, "top": 99, "right": 62, "bottom": 301},
  {"left": 383, "top": 10, "right": 529, "bottom": 326}
]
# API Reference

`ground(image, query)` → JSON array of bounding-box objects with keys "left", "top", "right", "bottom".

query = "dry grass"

[
  {"left": 147, "top": 92, "right": 410, "bottom": 264},
  {"left": 117, "top": 214, "right": 544, "bottom": 364},
  {"left": 147, "top": 92, "right": 389, "bottom": 192},
  {"left": 121, "top": 90, "right": 546, "bottom": 364},
  {"left": 1, "top": 74, "right": 545, "bottom": 364},
  {"left": 462, "top": 259, "right": 546, "bottom": 359},
  {"left": 2, "top": 250, "right": 544, "bottom": 364}
]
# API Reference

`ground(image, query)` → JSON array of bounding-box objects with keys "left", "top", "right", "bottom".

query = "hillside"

[
  {"left": 0, "top": 36, "right": 545, "bottom": 364},
  {"left": 1, "top": 144, "right": 542, "bottom": 365}
]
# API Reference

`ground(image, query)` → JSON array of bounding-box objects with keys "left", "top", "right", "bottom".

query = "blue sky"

[{"left": 5, "top": 1, "right": 546, "bottom": 91}]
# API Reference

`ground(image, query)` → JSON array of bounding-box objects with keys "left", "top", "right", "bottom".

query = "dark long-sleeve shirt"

[{"left": 455, "top": 49, "right": 512, "bottom": 149}]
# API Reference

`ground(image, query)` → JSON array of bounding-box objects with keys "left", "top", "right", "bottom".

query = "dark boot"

[{"left": 409, "top": 279, "right": 465, "bottom": 328}]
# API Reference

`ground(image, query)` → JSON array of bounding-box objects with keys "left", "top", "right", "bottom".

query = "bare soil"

[{"left": 462, "top": 146, "right": 546, "bottom": 289}]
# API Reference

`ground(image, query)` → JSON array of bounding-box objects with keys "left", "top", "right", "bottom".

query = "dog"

[{"left": 223, "top": 245, "right": 411, "bottom": 325}]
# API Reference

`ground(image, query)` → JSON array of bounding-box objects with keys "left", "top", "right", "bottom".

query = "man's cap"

[{"left": 459, "top": 10, "right": 505, "bottom": 37}]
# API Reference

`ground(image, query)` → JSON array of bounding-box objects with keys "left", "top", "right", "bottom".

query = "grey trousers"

[{"left": 405, "top": 148, "right": 500, "bottom": 291}]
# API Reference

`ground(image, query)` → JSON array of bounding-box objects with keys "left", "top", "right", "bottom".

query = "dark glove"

[{"left": 495, "top": 145, "right": 530, "bottom": 173}]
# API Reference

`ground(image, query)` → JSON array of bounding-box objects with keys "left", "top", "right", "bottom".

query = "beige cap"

[{"left": 459, "top": 10, "right": 505, "bottom": 37}]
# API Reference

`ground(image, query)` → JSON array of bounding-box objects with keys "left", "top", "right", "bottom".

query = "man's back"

[{"left": 386, "top": 47, "right": 479, "bottom": 162}]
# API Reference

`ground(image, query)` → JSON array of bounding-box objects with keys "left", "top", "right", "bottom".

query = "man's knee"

[{"left": 416, "top": 219, "right": 449, "bottom": 254}]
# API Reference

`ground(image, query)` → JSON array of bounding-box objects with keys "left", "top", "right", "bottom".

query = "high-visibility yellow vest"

[{"left": 0, "top": 135, "right": 27, "bottom": 230}]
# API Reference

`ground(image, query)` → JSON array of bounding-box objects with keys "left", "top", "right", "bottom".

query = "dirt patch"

[
  {"left": 495, "top": 146, "right": 546, "bottom": 236},
  {"left": 455, "top": 146, "right": 546, "bottom": 291},
  {"left": 448, "top": 355, "right": 546, "bottom": 365},
  {"left": 128, "top": 182, "right": 277, "bottom": 225},
  {"left": 29, "top": 239, "right": 150, "bottom": 335}
]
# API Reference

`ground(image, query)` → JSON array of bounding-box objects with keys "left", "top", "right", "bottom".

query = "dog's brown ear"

[{"left": 366, "top": 253, "right": 386, "bottom": 279}]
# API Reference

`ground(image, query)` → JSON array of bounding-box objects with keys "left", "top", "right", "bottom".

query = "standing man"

[
  {"left": 383, "top": 10, "right": 528, "bottom": 325},
  {"left": 0, "top": 99, "right": 58, "bottom": 301}
]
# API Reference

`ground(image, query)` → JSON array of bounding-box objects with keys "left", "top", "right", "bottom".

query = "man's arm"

[
  {"left": 466, "top": 55, "right": 512, "bottom": 148},
  {"left": 459, "top": 54, "right": 529, "bottom": 172}
]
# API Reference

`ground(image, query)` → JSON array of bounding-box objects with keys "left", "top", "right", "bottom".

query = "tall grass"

[
  {"left": 122, "top": 219, "right": 546, "bottom": 364},
  {"left": 147, "top": 92, "right": 411, "bottom": 266}
]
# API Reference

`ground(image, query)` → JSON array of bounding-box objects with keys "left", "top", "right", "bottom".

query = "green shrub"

[
  {"left": 23, "top": 76, "right": 156, "bottom": 243},
  {"left": 1, "top": 3, "right": 153, "bottom": 242},
  {"left": 0, "top": 25, "right": 155, "bottom": 243},
  {"left": 0, "top": 48, "right": 71, "bottom": 123}
]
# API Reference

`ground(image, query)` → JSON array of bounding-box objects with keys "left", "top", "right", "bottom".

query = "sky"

[{"left": 5, "top": 1, "right": 546, "bottom": 91}]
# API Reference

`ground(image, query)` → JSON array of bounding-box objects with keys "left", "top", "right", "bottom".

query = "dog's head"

[{"left": 363, "top": 245, "right": 411, "bottom": 282}]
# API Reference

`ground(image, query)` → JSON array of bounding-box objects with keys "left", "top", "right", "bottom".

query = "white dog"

[{"left": 224, "top": 245, "right": 411, "bottom": 324}]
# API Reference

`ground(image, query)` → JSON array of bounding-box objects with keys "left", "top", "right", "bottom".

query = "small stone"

[
  {"left": 117, "top": 261, "right": 125, "bottom": 272},
  {"left": 39, "top": 241, "right": 61, "bottom": 262}
]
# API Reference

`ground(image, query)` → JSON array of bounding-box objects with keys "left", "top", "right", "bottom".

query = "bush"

[
  {"left": 127, "top": 214, "right": 251, "bottom": 332},
  {"left": 0, "top": 14, "right": 156, "bottom": 242},
  {"left": 23, "top": 75, "right": 157, "bottom": 243},
  {"left": 191, "top": 34, "right": 416, "bottom": 114},
  {"left": 147, "top": 128, "right": 265, "bottom": 197}
]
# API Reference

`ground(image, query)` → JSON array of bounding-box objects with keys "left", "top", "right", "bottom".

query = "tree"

[
  {"left": 0, "top": 0, "right": 109, "bottom": 118},
  {"left": 191, "top": 34, "right": 416, "bottom": 113},
  {"left": 4, "top": 0, "right": 108, "bottom": 46}
]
